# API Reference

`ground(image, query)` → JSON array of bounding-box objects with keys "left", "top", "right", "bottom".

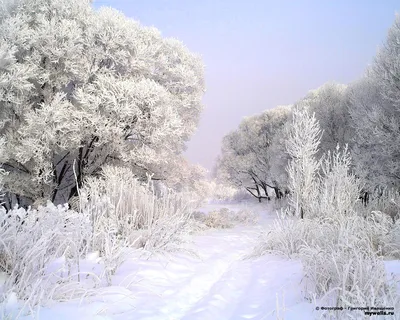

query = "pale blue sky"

[{"left": 93, "top": 0, "right": 399, "bottom": 172}]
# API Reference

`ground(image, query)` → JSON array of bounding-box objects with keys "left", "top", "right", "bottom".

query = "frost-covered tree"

[
  {"left": 160, "top": 156, "right": 208, "bottom": 193},
  {"left": 372, "top": 14, "right": 400, "bottom": 108},
  {"left": 216, "top": 127, "right": 262, "bottom": 200},
  {"left": 348, "top": 15, "right": 400, "bottom": 191},
  {"left": 286, "top": 107, "right": 322, "bottom": 218},
  {"left": 295, "top": 82, "right": 352, "bottom": 158},
  {"left": 0, "top": 0, "right": 205, "bottom": 207},
  {"left": 216, "top": 106, "right": 291, "bottom": 201},
  {"left": 250, "top": 106, "right": 292, "bottom": 198},
  {"left": 347, "top": 78, "right": 396, "bottom": 189}
]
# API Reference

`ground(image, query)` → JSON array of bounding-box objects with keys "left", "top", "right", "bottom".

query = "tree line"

[{"left": 215, "top": 14, "right": 400, "bottom": 204}]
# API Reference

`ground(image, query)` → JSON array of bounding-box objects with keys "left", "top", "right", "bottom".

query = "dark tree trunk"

[
  {"left": 358, "top": 191, "right": 369, "bottom": 207},
  {"left": 256, "top": 184, "right": 262, "bottom": 202},
  {"left": 245, "top": 186, "right": 269, "bottom": 202},
  {"left": 273, "top": 187, "right": 282, "bottom": 199},
  {"left": 260, "top": 182, "right": 271, "bottom": 201},
  {"left": 66, "top": 136, "right": 100, "bottom": 203},
  {"left": 362, "top": 191, "right": 369, "bottom": 206}
]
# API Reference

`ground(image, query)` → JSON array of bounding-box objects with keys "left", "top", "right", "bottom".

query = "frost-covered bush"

[
  {"left": 367, "top": 211, "right": 400, "bottom": 259},
  {"left": 0, "top": 202, "right": 91, "bottom": 302},
  {"left": 231, "top": 209, "right": 259, "bottom": 224},
  {"left": 192, "top": 207, "right": 258, "bottom": 229},
  {"left": 252, "top": 212, "right": 311, "bottom": 258},
  {"left": 186, "top": 212, "right": 209, "bottom": 234},
  {"left": 80, "top": 166, "right": 200, "bottom": 253},
  {"left": 299, "top": 215, "right": 399, "bottom": 318},
  {"left": 0, "top": 165, "right": 202, "bottom": 315},
  {"left": 201, "top": 208, "right": 235, "bottom": 229},
  {"left": 361, "top": 188, "right": 400, "bottom": 223},
  {"left": 204, "top": 180, "right": 240, "bottom": 202},
  {"left": 255, "top": 106, "right": 400, "bottom": 315},
  {"left": 301, "top": 240, "right": 399, "bottom": 319},
  {"left": 208, "top": 185, "right": 254, "bottom": 203},
  {"left": 254, "top": 213, "right": 400, "bottom": 317},
  {"left": 308, "top": 145, "right": 362, "bottom": 219},
  {"left": 270, "top": 196, "right": 290, "bottom": 213}
]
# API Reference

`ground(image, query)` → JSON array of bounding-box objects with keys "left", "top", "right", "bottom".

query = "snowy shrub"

[
  {"left": 301, "top": 242, "right": 399, "bottom": 319},
  {"left": 367, "top": 211, "right": 400, "bottom": 259},
  {"left": 254, "top": 212, "right": 400, "bottom": 316},
  {"left": 231, "top": 209, "right": 259, "bottom": 224},
  {"left": 210, "top": 187, "right": 254, "bottom": 204},
  {"left": 206, "top": 181, "right": 241, "bottom": 202},
  {"left": 385, "top": 219, "right": 400, "bottom": 259},
  {"left": 307, "top": 145, "right": 362, "bottom": 219},
  {"left": 186, "top": 211, "right": 209, "bottom": 234},
  {"left": 251, "top": 209, "right": 315, "bottom": 258},
  {"left": 201, "top": 208, "right": 235, "bottom": 229},
  {"left": 143, "top": 215, "right": 193, "bottom": 254},
  {"left": 0, "top": 202, "right": 92, "bottom": 303},
  {"left": 183, "top": 178, "right": 247, "bottom": 204},
  {"left": 362, "top": 188, "right": 400, "bottom": 223},
  {"left": 254, "top": 133, "right": 399, "bottom": 315},
  {"left": 270, "top": 196, "right": 290, "bottom": 214},
  {"left": 230, "top": 188, "right": 255, "bottom": 202},
  {"left": 299, "top": 215, "right": 400, "bottom": 318},
  {"left": 192, "top": 208, "right": 258, "bottom": 230},
  {"left": 80, "top": 166, "right": 200, "bottom": 253},
  {"left": 0, "top": 164, "right": 202, "bottom": 316}
]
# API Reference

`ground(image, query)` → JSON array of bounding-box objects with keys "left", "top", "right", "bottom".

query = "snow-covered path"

[
  {"left": 5, "top": 202, "right": 397, "bottom": 319},
  {"left": 23, "top": 203, "right": 315, "bottom": 320}
]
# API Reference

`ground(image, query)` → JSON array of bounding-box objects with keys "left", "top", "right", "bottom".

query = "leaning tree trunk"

[{"left": 256, "top": 184, "right": 262, "bottom": 202}]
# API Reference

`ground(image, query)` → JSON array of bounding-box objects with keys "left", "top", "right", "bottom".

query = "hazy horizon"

[{"left": 94, "top": 0, "right": 399, "bottom": 172}]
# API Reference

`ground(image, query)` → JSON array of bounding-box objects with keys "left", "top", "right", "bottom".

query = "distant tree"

[
  {"left": 250, "top": 106, "right": 292, "bottom": 198},
  {"left": 0, "top": 0, "right": 205, "bottom": 208},
  {"left": 216, "top": 127, "right": 263, "bottom": 200},
  {"left": 295, "top": 82, "right": 352, "bottom": 158},
  {"left": 160, "top": 156, "right": 208, "bottom": 193},
  {"left": 216, "top": 106, "right": 291, "bottom": 201}
]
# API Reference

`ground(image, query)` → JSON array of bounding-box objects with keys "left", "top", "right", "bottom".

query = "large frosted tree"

[
  {"left": 349, "top": 14, "right": 400, "bottom": 190},
  {"left": 0, "top": 0, "right": 205, "bottom": 208}
]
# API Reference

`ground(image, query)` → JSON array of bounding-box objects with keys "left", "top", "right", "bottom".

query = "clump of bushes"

[
  {"left": 0, "top": 166, "right": 201, "bottom": 317},
  {"left": 191, "top": 207, "right": 258, "bottom": 230},
  {"left": 254, "top": 108, "right": 400, "bottom": 318}
]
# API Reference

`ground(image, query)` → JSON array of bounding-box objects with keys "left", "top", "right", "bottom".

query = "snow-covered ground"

[{"left": 3, "top": 202, "right": 400, "bottom": 319}]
